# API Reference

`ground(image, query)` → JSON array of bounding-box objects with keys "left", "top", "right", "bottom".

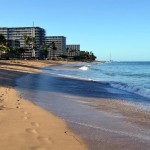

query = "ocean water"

[
  {"left": 42, "top": 61, "right": 150, "bottom": 110},
  {"left": 16, "top": 61, "right": 150, "bottom": 150}
]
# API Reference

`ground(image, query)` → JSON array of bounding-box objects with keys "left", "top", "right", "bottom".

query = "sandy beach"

[
  {"left": 0, "top": 60, "right": 87, "bottom": 150},
  {"left": 1, "top": 60, "right": 150, "bottom": 150},
  {"left": 16, "top": 63, "right": 150, "bottom": 150}
]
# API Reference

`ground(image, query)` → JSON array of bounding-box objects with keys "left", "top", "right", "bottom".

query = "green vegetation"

[
  {"left": 0, "top": 34, "right": 6, "bottom": 45},
  {"left": 0, "top": 34, "right": 26, "bottom": 59},
  {"left": 40, "top": 44, "right": 49, "bottom": 58},
  {"left": 74, "top": 51, "right": 96, "bottom": 61},
  {"left": 24, "top": 35, "right": 36, "bottom": 49},
  {"left": 59, "top": 51, "right": 96, "bottom": 62},
  {"left": 0, "top": 34, "right": 96, "bottom": 61},
  {"left": 0, "top": 34, "right": 7, "bottom": 54}
]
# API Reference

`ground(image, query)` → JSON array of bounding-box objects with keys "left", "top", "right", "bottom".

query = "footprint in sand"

[
  {"left": 23, "top": 116, "right": 30, "bottom": 120},
  {"left": 21, "top": 111, "right": 31, "bottom": 120},
  {"left": 37, "top": 136, "right": 53, "bottom": 143},
  {"left": 21, "top": 110, "right": 30, "bottom": 115},
  {"left": 31, "top": 122, "right": 39, "bottom": 127},
  {"left": 26, "top": 128, "right": 38, "bottom": 134},
  {"left": 24, "top": 111, "right": 29, "bottom": 115},
  {"left": 30, "top": 146, "right": 46, "bottom": 150},
  {"left": 0, "top": 98, "right": 3, "bottom": 102}
]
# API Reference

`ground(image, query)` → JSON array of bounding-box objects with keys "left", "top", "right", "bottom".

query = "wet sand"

[
  {"left": 16, "top": 71, "right": 150, "bottom": 150},
  {"left": 0, "top": 60, "right": 87, "bottom": 150}
]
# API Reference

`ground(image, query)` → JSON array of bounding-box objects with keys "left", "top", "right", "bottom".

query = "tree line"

[
  {"left": 0, "top": 34, "right": 35, "bottom": 59},
  {"left": 0, "top": 34, "right": 96, "bottom": 61}
]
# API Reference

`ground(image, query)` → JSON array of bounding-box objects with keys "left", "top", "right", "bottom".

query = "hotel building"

[
  {"left": 66, "top": 44, "right": 80, "bottom": 56},
  {"left": 0, "top": 27, "right": 45, "bottom": 49},
  {"left": 45, "top": 36, "right": 66, "bottom": 57}
]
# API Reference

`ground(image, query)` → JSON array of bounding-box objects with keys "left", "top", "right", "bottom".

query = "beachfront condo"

[
  {"left": 66, "top": 44, "right": 80, "bottom": 57},
  {"left": 45, "top": 36, "right": 66, "bottom": 58},
  {"left": 0, "top": 27, "right": 45, "bottom": 49}
]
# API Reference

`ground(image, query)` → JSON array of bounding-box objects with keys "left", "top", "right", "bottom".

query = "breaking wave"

[
  {"left": 110, "top": 82, "right": 150, "bottom": 99},
  {"left": 79, "top": 66, "right": 89, "bottom": 70}
]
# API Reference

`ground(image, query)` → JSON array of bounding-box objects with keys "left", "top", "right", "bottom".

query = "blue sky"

[{"left": 0, "top": 0, "right": 150, "bottom": 61}]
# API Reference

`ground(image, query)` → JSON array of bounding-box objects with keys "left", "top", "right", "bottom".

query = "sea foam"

[
  {"left": 79, "top": 66, "right": 89, "bottom": 70},
  {"left": 110, "top": 82, "right": 150, "bottom": 99}
]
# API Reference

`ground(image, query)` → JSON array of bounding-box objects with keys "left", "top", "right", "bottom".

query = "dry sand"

[{"left": 0, "top": 60, "right": 87, "bottom": 150}]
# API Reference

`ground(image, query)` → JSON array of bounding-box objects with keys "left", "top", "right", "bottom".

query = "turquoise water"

[
  {"left": 43, "top": 61, "right": 150, "bottom": 110},
  {"left": 16, "top": 62, "right": 150, "bottom": 150},
  {"left": 45, "top": 62, "right": 150, "bottom": 99},
  {"left": 90, "top": 62, "right": 150, "bottom": 99}
]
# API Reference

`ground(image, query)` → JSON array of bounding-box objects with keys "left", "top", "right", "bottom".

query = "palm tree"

[
  {"left": 40, "top": 44, "right": 49, "bottom": 58},
  {"left": 24, "top": 35, "right": 36, "bottom": 58},
  {"left": 0, "top": 34, "right": 7, "bottom": 57},
  {"left": 24, "top": 36, "right": 31, "bottom": 48},
  {"left": 23, "top": 36, "right": 31, "bottom": 58},
  {"left": 16, "top": 47, "right": 26, "bottom": 58},
  {"left": 0, "top": 34, "right": 6, "bottom": 45},
  {"left": 0, "top": 45, "right": 7, "bottom": 53},
  {"left": 49, "top": 42, "right": 57, "bottom": 59}
]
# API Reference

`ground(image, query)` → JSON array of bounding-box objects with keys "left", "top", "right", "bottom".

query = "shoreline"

[
  {"left": 0, "top": 60, "right": 87, "bottom": 150},
  {"left": 1, "top": 60, "right": 150, "bottom": 150},
  {"left": 16, "top": 66, "right": 150, "bottom": 150}
]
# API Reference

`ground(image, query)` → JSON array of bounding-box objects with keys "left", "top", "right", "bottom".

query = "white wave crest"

[
  {"left": 79, "top": 66, "right": 89, "bottom": 70},
  {"left": 110, "top": 82, "right": 150, "bottom": 99}
]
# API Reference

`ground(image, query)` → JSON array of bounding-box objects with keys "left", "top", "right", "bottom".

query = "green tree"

[
  {"left": 0, "top": 34, "right": 7, "bottom": 45},
  {"left": 16, "top": 47, "right": 26, "bottom": 53},
  {"left": 40, "top": 44, "right": 49, "bottom": 58},
  {"left": 0, "top": 34, "right": 6, "bottom": 46},
  {"left": 0, "top": 34, "right": 7, "bottom": 51},
  {"left": 73, "top": 51, "right": 96, "bottom": 61},
  {"left": 24, "top": 36, "right": 31, "bottom": 48},
  {"left": 49, "top": 42, "right": 57, "bottom": 59},
  {"left": 0, "top": 34, "right": 7, "bottom": 57}
]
